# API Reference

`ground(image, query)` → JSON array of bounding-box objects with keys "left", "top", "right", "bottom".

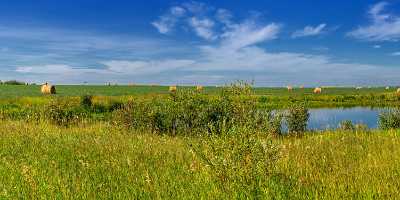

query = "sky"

[{"left": 0, "top": 0, "right": 399, "bottom": 86}]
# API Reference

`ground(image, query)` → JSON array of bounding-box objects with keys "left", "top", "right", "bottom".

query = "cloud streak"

[
  {"left": 348, "top": 2, "right": 400, "bottom": 41},
  {"left": 292, "top": 24, "right": 327, "bottom": 38}
]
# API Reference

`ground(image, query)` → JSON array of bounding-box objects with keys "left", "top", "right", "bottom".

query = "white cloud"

[
  {"left": 348, "top": 2, "right": 400, "bottom": 41},
  {"left": 220, "top": 22, "right": 280, "bottom": 50},
  {"left": 102, "top": 59, "right": 195, "bottom": 75},
  {"left": 16, "top": 64, "right": 76, "bottom": 74},
  {"left": 216, "top": 9, "right": 233, "bottom": 26},
  {"left": 373, "top": 45, "right": 381, "bottom": 49},
  {"left": 390, "top": 52, "right": 400, "bottom": 56},
  {"left": 188, "top": 17, "right": 217, "bottom": 40},
  {"left": 292, "top": 24, "right": 327, "bottom": 38},
  {"left": 151, "top": 6, "right": 186, "bottom": 34}
]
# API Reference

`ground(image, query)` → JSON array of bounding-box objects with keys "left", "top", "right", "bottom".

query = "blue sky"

[{"left": 0, "top": 0, "right": 399, "bottom": 86}]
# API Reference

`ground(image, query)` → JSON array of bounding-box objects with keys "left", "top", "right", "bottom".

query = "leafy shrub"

[
  {"left": 2, "top": 80, "right": 25, "bottom": 85},
  {"left": 339, "top": 120, "right": 355, "bottom": 131},
  {"left": 190, "top": 132, "right": 279, "bottom": 198},
  {"left": 113, "top": 82, "right": 274, "bottom": 136},
  {"left": 285, "top": 103, "right": 310, "bottom": 135},
  {"left": 81, "top": 95, "right": 93, "bottom": 108},
  {"left": 355, "top": 123, "right": 369, "bottom": 132},
  {"left": 267, "top": 112, "right": 283, "bottom": 136},
  {"left": 379, "top": 108, "right": 400, "bottom": 130},
  {"left": 47, "top": 101, "right": 88, "bottom": 126},
  {"left": 259, "top": 96, "right": 268, "bottom": 103}
]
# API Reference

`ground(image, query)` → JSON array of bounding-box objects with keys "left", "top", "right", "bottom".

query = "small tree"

[
  {"left": 81, "top": 95, "right": 93, "bottom": 108},
  {"left": 286, "top": 103, "right": 310, "bottom": 135}
]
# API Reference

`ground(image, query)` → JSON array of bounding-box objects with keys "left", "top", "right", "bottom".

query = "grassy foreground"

[{"left": 0, "top": 121, "right": 399, "bottom": 199}]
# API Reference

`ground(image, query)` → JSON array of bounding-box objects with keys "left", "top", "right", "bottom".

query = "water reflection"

[{"left": 307, "top": 107, "right": 386, "bottom": 130}]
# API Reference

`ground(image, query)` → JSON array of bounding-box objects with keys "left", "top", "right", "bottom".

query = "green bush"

[
  {"left": 47, "top": 101, "right": 88, "bottom": 126},
  {"left": 339, "top": 120, "right": 355, "bottom": 131},
  {"left": 2, "top": 80, "right": 25, "bottom": 85},
  {"left": 190, "top": 131, "right": 279, "bottom": 198},
  {"left": 379, "top": 108, "right": 400, "bottom": 130},
  {"left": 267, "top": 112, "right": 283, "bottom": 136},
  {"left": 80, "top": 95, "right": 93, "bottom": 108},
  {"left": 285, "top": 103, "right": 310, "bottom": 135},
  {"left": 113, "top": 82, "right": 274, "bottom": 136}
]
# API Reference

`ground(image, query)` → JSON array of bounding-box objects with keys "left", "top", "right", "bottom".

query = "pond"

[{"left": 307, "top": 107, "right": 387, "bottom": 130}]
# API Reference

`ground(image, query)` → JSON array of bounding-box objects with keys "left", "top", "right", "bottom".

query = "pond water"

[{"left": 307, "top": 107, "right": 387, "bottom": 130}]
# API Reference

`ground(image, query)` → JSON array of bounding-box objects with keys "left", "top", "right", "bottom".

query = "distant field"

[{"left": 0, "top": 85, "right": 398, "bottom": 98}]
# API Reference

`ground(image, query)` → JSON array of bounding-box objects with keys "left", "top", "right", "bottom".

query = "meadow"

[{"left": 0, "top": 83, "right": 400, "bottom": 199}]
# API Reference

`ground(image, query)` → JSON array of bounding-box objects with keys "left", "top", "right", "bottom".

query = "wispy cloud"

[
  {"left": 292, "top": 24, "right": 327, "bottom": 38},
  {"left": 102, "top": 59, "right": 195, "bottom": 75},
  {"left": 390, "top": 52, "right": 400, "bottom": 56},
  {"left": 151, "top": 6, "right": 186, "bottom": 34},
  {"left": 220, "top": 21, "right": 280, "bottom": 50},
  {"left": 348, "top": 2, "right": 400, "bottom": 41},
  {"left": 373, "top": 45, "right": 381, "bottom": 49},
  {"left": 188, "top": 17, "right": 217, "bottom": 40}
]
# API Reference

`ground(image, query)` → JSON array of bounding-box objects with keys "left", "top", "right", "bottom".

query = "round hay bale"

[
  {"left": 169, "top": 86, "right": 177, "bottom": 93},
  {"left": 397, "top": 88, "right": 400, "bottom": 94},
  {"left": 196, "top": 85, "right": 203, "bottom": 92},
  {"left": 287, "top": 85, "right": 293, "bottom": 91},
  {"left": 314, "top": 87, "right": 322, "bottom": 94},
  {"left": 41, "top": 83, "right": 56, "bottom": 95}
]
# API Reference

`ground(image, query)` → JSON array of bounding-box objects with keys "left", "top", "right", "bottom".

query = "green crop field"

[
  {"left": 0, "top": 84, "right": 398, "bottom": 98},
  {"left": 1, "top": 83, "right": 400, "bottom": 199}
]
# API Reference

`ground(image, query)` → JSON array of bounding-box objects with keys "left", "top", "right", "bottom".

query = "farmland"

[
  {"left": 0, "top": 84, "right": 400, "bottom": 199},
  {"left": 1, "top": 84, "right": 399, "bottom": 97}
]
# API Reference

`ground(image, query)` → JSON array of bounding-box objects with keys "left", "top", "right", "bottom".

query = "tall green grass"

[{"left": 0, "top": 121, "right": 399, "bottom": 199}]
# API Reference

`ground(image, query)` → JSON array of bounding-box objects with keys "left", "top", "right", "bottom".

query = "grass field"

[
  {"left": 0, "top": 121, "right": 399, "bottom": 199},
  {"left": 1, "top": 84, "right": 400, "bottom": 199},
  {"left": 0, "top": 84, "right": 399, "bottom": 98}
]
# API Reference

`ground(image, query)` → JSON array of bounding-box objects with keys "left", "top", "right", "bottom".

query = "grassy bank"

[{"left": 0, "top": 121, "right": 399, "bottom": 199}]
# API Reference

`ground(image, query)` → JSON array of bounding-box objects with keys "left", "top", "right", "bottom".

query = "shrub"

[
  {"left": 267, "top": 112, "right": 283, "bottom": 136},
  {"left": 259, "top": 96, "right": 268, "bottom": 104},
  {"left": 47, "top": 100, "right": 88, "bottom": 126},
  {"left": 81, "top": 95, "right": 93, "bottom": 108},
  {"left": 285, "top": 103, "right": 310, "bottom": 135},
  {"left": 2, "top": 80, "right": 25, "bottom": 85},
  {"left": 113, "top": 81, "right": 273, "bottom": 136},
  {"left": 339, "top": 120, "right": 355, "bottom": 131},
  {"left": 379, "top": 108, "right": 400, "bottom": 130},
  {"left": 190, "top": 132, "right": 279, "bottom": 198},
  {"left": 355, "top": 123, "right": 369, "bottom": 132}
]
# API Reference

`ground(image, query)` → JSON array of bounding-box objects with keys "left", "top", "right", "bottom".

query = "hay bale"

[
  {"left": 287, "top": 85, "right": 293, "bottom": 91},
  {"left": 196, "top": 85, "right": 203, "bottom": 92},
  {"left": 356, "top": 87, "right": 362, "bottom": 90},
  {"left": 169, "top": 86, "right": 177, "bottom": 93},
  {"left": 300, "top": 85, "right": 305, "bottom": 89},
  {"left": 397, "top": 88, "right": 400, "bottom": 94},
  {"left": 41, "top": 83, "right": 56, "bottom": 95},
  {"left": 386, "top": 86, "right": 390, "bottom": 90},
  {"left": 313, "top": 87, "right": 322, "bottom": 94}
]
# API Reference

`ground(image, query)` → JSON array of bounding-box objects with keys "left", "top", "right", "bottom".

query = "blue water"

[{"left": 307, "top": 107, "right": 385, "bottom": 130}]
